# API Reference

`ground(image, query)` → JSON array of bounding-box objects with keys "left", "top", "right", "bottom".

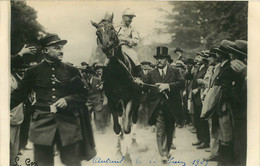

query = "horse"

[{"left": 91, "top": 13, "right": 141, "bottom": 137}]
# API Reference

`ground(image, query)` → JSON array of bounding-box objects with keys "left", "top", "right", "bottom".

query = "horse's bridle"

[{"left": 95, "top": 20, "right": 120, "bottom": 56}]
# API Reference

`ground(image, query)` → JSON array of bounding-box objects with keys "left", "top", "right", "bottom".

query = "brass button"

[
  {"left": 52, "top": 68, "right": 55, "bottom": 71},
  {"left": 52, "top": 81, "right": 55, "bottom": 84},
  {"left": 52, "top": 88, "right": 56, "bottom": 91},
  {"left": 52, "top": 74, "right": 55, "bottom": 77},
  {"left": 52, "top": 96, "right": 56, "bottom": 99}
]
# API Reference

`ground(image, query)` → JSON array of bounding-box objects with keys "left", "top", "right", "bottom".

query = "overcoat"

[{"left": 143, "top": 65, "right": 184, "bottom": 125}]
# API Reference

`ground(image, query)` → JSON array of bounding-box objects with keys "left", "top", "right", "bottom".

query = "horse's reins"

[
  {"left": 96, "top": 21, "right": 169, "bottom": 99},
  {"left": 117, "top": 59, "right": 169, "bottom": 99}
]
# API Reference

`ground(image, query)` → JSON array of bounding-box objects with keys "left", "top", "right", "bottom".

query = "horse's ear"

[
  {"left": 108, "top": 13, "right": 114, "bottom": 23},
  {"left": 91, "top": 21, "right": 98, "bottom": 28}
]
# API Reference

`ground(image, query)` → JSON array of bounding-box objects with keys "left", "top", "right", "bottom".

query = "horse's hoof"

[
  {"left": 132, "top": 110, "right": 138, "bottom": 124},
  {"left": 114, "top": 124, "right": 121, "bottom": 135},
  {"left": 123, "top": 126, "right": 131, "bottom": 134}
]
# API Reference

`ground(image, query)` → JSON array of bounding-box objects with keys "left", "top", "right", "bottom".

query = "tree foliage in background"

[
  {"left": 11, "top": 1, "right": 45, "bottom": 62},
  {"left": 161, "top": 1, "right": 247, "bottom": 57}
]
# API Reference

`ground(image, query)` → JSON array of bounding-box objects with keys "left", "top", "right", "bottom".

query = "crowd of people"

[{"left": 9, "top": 8, "right": 247, "bottom": 166}]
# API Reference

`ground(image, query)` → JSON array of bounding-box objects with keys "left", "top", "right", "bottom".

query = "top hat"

[
  {"left": 153, "top": 46, "right": 171, "bottom": 59},
  {"left": 227, "top": 40, "right": 247, "bottom": 57},
  {"left": 174, "top": 48, "right": 183, "bottom": 53},
  {"left": 40, "top": 34, "right": 67, "bottom": 47}
]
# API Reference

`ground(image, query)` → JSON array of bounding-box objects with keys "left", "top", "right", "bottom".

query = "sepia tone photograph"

[{"left": 1, "top": 0, "right": 257, "bottom": 166}]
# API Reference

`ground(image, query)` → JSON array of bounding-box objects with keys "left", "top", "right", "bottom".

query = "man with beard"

[
  {"left": 10, "top": 34, "right": 96, "bottom": 166},
  {"left": 137, "top": 46, "right": 184, "bottom": 163}
]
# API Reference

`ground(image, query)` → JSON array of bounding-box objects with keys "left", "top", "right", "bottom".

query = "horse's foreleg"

[
  {"left": 112, "top": 112, "right": 121, "bottom": 135},
  {"left": 123, "top": 100, "right": 133, "bottom": 134}
]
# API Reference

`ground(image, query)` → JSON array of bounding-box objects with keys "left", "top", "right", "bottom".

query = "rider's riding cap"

[{"left": 122, "top": 8, "right": 136, "bottom": 17}]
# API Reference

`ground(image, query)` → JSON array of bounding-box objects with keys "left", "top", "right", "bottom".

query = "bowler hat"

[
  {"left": 208, "top": 45, "right": 218, "bottom": 58},
  {"left": 153, "top": 46, "right": 171, "bottom": 59},
  {"left": 174, "top": 60, "right": 185, "bottom": 68},
  {"left": 94, "top": 63, "right": 104, "bottom": 70},
  {"left": 185, "top": 58, "right": 195, "bottom": 65},
  {"left": 213, "top": 40, "right": 235, "bottom": 57},
  {"left": 201, "top": 50, "right": 210, "bottom": 58},
  {"left": 227, "top": 40, "right": 247, "bottom": 57},
  {"left": 174, "top": 48, "right": 183, "bottom": 53},
  {"left": 40, "top": 34, "right": 67, "bottom": 47},
  {"left": 81, "top": 62, "right": 89, "bottom": 66},
  {"left": 168, "top": 58, "right": 173, "bottom": 64},
  {"left": 141, "top": 61, "right": 152, "bottom": 66}
]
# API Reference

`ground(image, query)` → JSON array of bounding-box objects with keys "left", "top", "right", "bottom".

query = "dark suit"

[
  {"left": 144, "top": 65, "right": 184, "bottom": 157},
  {"left": 190, "top": 64, "right": 210, "bottom": 144},
  {"left": 211, "top": 60, "right": 237, "bottom": 166},
  {"left": 11, "top": 61, "right": 94, "bottom": 166}
]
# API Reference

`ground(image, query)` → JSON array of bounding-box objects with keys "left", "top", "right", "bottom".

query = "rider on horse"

[{"left": 114, "top": 8, "right": 143, "bottom": 78}]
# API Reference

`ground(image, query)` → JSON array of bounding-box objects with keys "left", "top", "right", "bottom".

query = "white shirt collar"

[
  {"left": 178, "top": 54, "right": 182, "bottom": 59},
  {"left": 158, "top": 65, "right": 167, "bottom": 76},
  {"left": 199, "top": 64, "right": 205, "bottom": 71}
]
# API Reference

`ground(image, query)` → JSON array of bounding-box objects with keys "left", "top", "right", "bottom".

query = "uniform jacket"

[
  {"left": 143, "top": 65, "right": 184, "bottom": 125},
  {"left": 11, "top": 61, "right": 88, "bottom": 146}
]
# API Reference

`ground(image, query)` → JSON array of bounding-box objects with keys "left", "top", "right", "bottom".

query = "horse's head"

[{"left": 91, "top": 13, "right": 119, "bottom": 59}]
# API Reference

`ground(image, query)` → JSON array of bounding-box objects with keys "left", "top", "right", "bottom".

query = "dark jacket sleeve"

[
  {"left": 169, "top": 68, "right": 185, "bottom": 91},
  {"left": 64, "top": 68, "right": 89, "bottom": 107},
  {"left": 11, "top": 69, "right": 33, "bottom": 110}
]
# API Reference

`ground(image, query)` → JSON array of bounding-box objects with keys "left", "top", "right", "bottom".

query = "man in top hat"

[
  {"left": 115, "top": 8, "right": 142, "bottom": 77},
  {"left": 10, "top": 34, "right": 96, "bottom": 166},
  {"left": 188, "top": 51, "right": 210, "bottom": 149},
  {"left": 137, "top": 46, "right": 184, "bottom": 163},
  {"left": 174, "top": 47, "right": 186, "bottom": 62},
  {"left": 227, "top": 40, "right": 247, "bottom": 166}
]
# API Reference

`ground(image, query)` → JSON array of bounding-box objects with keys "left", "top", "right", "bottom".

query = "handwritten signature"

[
  {"left": 136, "top": 156, "right": 208, "bottom": 166},
  {"left": 14, "top": 157, "right": 38, "bottom": 166},
  {"left": 92, "top": 156, "right": 125, "bottom": 164}
]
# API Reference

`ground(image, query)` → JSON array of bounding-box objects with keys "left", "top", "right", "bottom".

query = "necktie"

[{"left": 161, "top": 69, "right": 165, "bottom": 78}]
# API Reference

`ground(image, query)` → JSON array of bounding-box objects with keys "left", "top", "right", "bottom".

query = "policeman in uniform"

[
  {"left": 115, "top": 8, "right": 142, "bottom": 77},
  {"left": 10, "top": 34, "right": 90, "bottom": 166}
]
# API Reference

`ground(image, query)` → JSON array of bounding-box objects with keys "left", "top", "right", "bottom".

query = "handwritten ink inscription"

[{"left": 14, "top": 157, "right": 38, "bottom": 166}]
